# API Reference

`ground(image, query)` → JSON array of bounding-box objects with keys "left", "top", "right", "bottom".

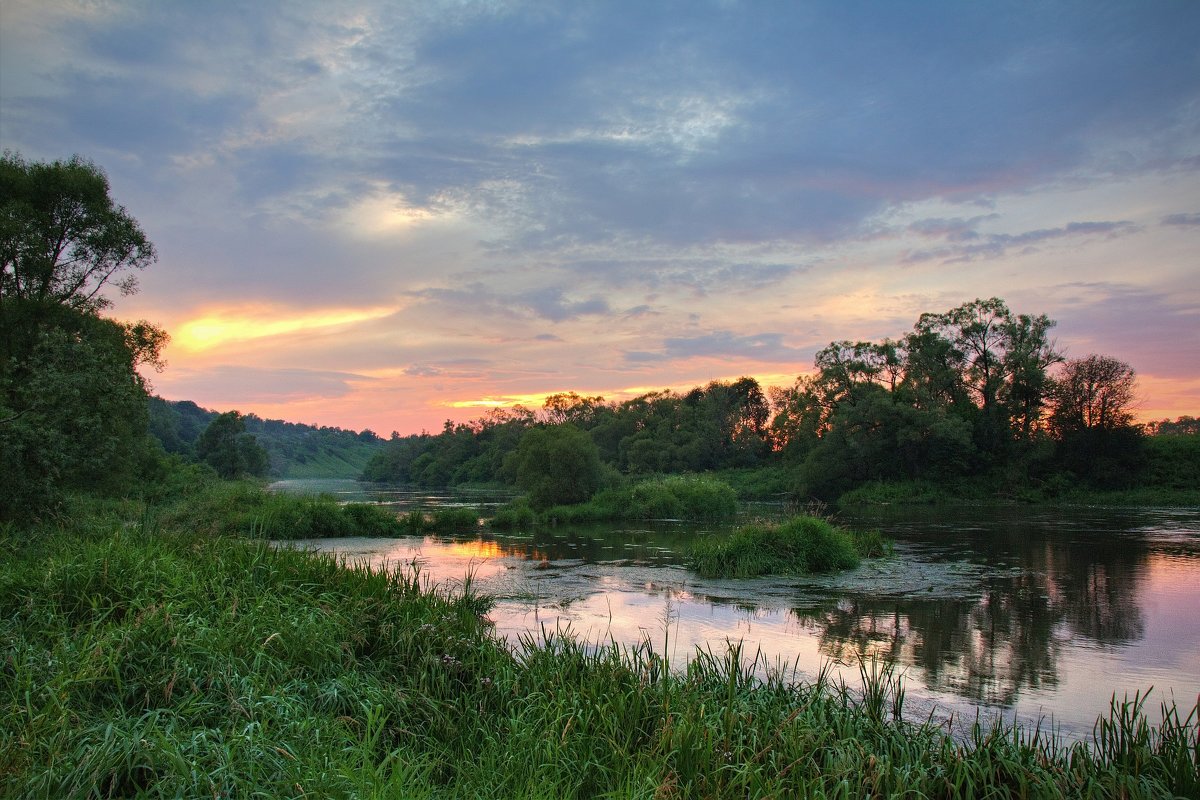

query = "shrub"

[{"left": 660, "top": 475, "right": 738, "bottom": 519}]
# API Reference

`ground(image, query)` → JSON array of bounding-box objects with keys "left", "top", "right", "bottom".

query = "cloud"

[
  {"left": 626, "top": 331, "right": 806, "bottom": 364},
  {"left": 1161, "top": 213, "right": 1200, "bottom": 228},
  {"left": 412, "top": 283, "right": 612, "bottom": 323},
  {"left": 1050, "top": 284, "right": 1200, "bottom": 380},
  {"left": 5, "top": 1, "right": 1200, "bottom": 432},
  {"left": 903, "top": 220, "right": 1140, "bottom": 264},
  {"left": 520, "top": 288, "right": 610, "bottom": 322},
  {"left": 160, "top": 365, "right": 373, "bottom": 404}
]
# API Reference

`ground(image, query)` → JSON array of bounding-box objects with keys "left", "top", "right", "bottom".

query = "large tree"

[
  {"left": 1051, "top": 355, "right": 1137, "bottom": 434},
  {"left": 196, "top": 411, "right": 269, "bottom": 479},
  {"left": 1, "top": 153, "right": 164, "bottom": 519}
]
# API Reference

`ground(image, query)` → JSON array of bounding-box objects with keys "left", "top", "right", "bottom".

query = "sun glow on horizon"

[{"left": 443, "top": 372, "right": 807, "bottom": 413}]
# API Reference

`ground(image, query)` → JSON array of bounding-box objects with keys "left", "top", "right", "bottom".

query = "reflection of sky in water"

[{"left": 274, "top": 482, "right": 1200, "bottom": 741}]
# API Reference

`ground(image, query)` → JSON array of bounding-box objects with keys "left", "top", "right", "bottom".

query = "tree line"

[{"left": 364, "top": 297, "right": 1164, "bottom": 501}]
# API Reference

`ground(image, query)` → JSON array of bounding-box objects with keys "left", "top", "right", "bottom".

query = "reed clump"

[
  {"left": 688, "top": 514, "right": 880, "bottom": 578},
  {"left": 2, "top": 503, "right": 1195, "bottom": 798}
]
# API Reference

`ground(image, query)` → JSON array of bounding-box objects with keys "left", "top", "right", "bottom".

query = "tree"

[
  {"left": 0, "top": 152, "right": 155, "bottom": 314},
  {"left": 196, "top": 412, "right": 269, "bottom": 479},
  {"left": 542, "top": 392, "right": 606, "bottom": 426},
  {"left": 1051, "top": 355, "right": 1137, "bottom": 434},
  {"left": 1, "top": 152, "right": 164, "bottom": 519},
  {"left": 909, "top": 298, "right": 1059, "bottom": 453},
  {"left": 511, "top": 424, "right": 603, "bottom": 509},
  {"left": 1050, "top": 355, "right": 1142, "bottom": 488}
]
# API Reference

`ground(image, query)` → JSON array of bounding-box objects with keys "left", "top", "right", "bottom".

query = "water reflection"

[{"left": 272, "top": 481, "right": 1200, "bottom": 735}]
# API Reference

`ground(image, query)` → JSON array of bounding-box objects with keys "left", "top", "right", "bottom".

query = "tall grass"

[
  {"left": 533, "top": 474, "right": 739, "bottom": 525},
  {"left": 157, "top": 480, "right": 405, "bottom": 539},
  {"left": 2, "top": 503, "right": 1196, "bottom": 798},
  {"left": 688, "top": 515, "right": 877, "bottom": 578}
]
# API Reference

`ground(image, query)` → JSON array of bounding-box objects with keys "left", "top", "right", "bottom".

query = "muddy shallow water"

[{"left": 271, "top": 479, "right": 1200, "bottom": 740}]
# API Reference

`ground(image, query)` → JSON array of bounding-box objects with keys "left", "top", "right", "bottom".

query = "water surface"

[{"left": 271, "top": 479, "right": 1200, "bottom": 740}]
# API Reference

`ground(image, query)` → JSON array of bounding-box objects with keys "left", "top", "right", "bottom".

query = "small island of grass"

[{"left": 688, "top": 515, "right": 888, "bottom": 578}]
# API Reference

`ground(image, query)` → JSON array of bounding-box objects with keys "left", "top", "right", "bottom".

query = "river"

[{"left": 270, "top": 479, "right": 1200, "bottom": 741}]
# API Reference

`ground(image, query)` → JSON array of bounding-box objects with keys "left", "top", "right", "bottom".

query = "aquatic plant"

[
  {"left": 687, "top": 514, "right": 867, "bottom": 578},
  {"left": 489, "top": 498, "right": 536, "bottom": 530}
]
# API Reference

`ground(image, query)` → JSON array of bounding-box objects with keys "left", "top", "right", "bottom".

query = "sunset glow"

[
  {"left": 2, "top": 1, "right": 1195, "bottom": 434},
  {"left": 175, "top": 306, "right": 398, "bottom": 352}
]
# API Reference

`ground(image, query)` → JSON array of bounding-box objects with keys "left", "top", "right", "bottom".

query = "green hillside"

[{"left": 148, "top": 397, "right": 384, "bottom": 479}]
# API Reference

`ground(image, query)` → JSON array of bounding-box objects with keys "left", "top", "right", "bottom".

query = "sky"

[{"left": 2, "top": 1, "right": 1198, "bottom": 435}]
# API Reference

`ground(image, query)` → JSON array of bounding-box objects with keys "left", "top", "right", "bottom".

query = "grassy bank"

[
  {"left": 3, "top": 500, "right": 1196, "bottom": 798},
  {"left": 493, "top": 475, "right": 739, "bottom": 529},
  {"left": 156, "top": 479, "right": 407, "bottom": 539}
]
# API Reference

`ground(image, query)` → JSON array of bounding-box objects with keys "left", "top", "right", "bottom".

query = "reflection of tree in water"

[{"left": 792, "top": 519, "right": 1151, "bottom": 707}]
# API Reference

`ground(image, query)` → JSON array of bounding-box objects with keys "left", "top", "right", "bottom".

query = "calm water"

[{"left": 270, "top": 479, "right": 1200, "bottom": 740}]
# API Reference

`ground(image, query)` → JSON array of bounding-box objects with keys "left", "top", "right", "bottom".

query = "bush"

[
  {"left": 536, "top": 476, "right": 740, "bottom": 524},
  {"left": 659, "top": 475, "right": 738, "bottom": 519},
  {"left": 513, "top": 424, "right": 603, "bottom": 509}
]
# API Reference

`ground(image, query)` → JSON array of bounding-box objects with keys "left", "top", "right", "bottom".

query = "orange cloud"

[{"left": 174, "top": 304, "right": 397, "bottom": 352}]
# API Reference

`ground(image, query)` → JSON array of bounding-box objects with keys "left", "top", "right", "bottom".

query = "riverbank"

[{"left": 2, "top": 497, "right": 1196, "bottom": 797}]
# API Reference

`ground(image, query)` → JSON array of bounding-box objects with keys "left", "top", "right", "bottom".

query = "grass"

[
  {"left": 156, "top": 479, "right": 407, "bottom": 539},
  {"left": 530, "top": 474, "right": 739, "bottom": 526},
  {"left": 839, "top": 476, "right": 1200, "bottom": 508},
  {"left": 2, "top": 494, "right": 1197, "bottom": 798},
  {"left": 687, "top": 514, "right": 883, "bottom": 579}
]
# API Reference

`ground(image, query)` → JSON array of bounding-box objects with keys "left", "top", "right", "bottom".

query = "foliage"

[
  {"left": 1, "top": 153, "right": 166, "bottom": 521},
  {"left": 1141, "top": 432, "right": 1200, "bottom": 490},
  {"left": 688, "top": 515, "right": 865, "bottom": 578},
  {"left": 426, "top": 507, "right": 480, "bottom": 532},
  {"left": 512, "top": 424, "right": 604, "bottom": 510},
  {"left": 195, "top": 411, "right": 269, "bottom": 479},
  {"left": 156, "top": 480, "right": 404, "bottom": 539},
  {"left": 709, "top": 466, "right": 796, "bottom": 499},
  {"left": 1144, "top": 415, "right": 1200, "bottom": 436},
  {"left": 0, "top": 152, "right": 155, "bottom": 312},
  {"left": 149, "top": 397, "right": 384, "bottom": 479},
  {"left": 2, "top": 505, "right": 1197, "bottom": 797},
  {"left": 1051, "top": 354, "right": 1138, "bottom": 434},
  {"left": 489, "top": 498, "right": 537, "bottom": 530},
  {"left": 537, "top": 475, "right": 739, "bottom": 524},
  {"left": 799, "top": 386, "right": 976, "bottom": 502}
]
